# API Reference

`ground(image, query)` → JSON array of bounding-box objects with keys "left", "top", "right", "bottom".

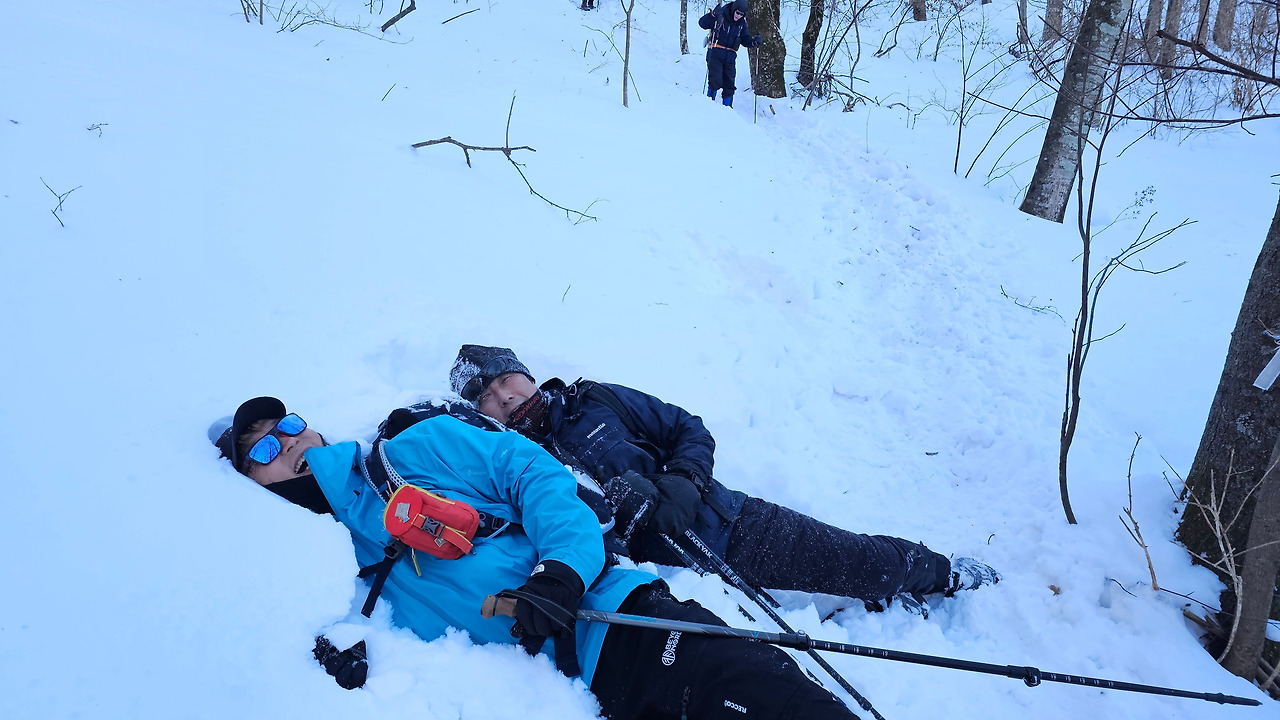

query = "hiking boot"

[
  {"left": 862, "top": 592, "right": 931, "bottom": 618},
  {"left": 895, "top": 591, "right": 931, "bottom": 618},
  {"left": 945, "top": 557, "right": 1001, "bottom": 597}
]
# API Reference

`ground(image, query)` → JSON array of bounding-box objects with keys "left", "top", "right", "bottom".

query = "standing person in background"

[{"left": 699, "top": 0, "right": 761, "bottom": 107}]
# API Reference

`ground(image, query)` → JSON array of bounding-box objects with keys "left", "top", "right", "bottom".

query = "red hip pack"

[{"left": 383, "top": 484, "right": 480, "bottom": 560}]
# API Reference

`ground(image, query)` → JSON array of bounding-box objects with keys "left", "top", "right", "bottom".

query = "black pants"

[
  {"left": 591, "top": 583, "right": 857, "bottom": 720},
  {"left": 707, "top": 47, "right": 738, "bottom": 99},
  {"left": 725, "top": 498, "right": 950, "bottom": 601}
]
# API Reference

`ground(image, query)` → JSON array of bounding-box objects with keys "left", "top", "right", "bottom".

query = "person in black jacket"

[
  {"left": 698, "top": 0, "right": 761, "bottom": 107},
  {"left": 450, "top": 345, "right": 1001, "bottom": 615}
]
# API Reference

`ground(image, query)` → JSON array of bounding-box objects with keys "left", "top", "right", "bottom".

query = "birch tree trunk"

[
  {"left": 748, "top": 0, "right": 787, "bottom": 98},
  {"left": 1159, "top": 0, "right": 1186, "bottom": 79},
  {"left": 1020, "top": 0, "right": 1136, "bottom": 222},
  {"left": 797, "top": 0, "right": 826, "bottom": 87},
  {"left": 1179, "top": 195, "right": 1280, "bottom": 662},
  {"left": 681, "top": 0, "right": 690, "bottom": 55},
  {"left": 1213, "top": 0, "right": 1237, "bottom": 50}
]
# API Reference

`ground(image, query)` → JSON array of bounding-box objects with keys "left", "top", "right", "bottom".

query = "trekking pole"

[
  {"left": 481, "top": 596, "right": 1262, "bottom": 707},
  {"left": 666, "top": 532, "right": 888, "bottom": 720},
  {"left": 659, "top": 533, "right": 757, "bottom": 622}
]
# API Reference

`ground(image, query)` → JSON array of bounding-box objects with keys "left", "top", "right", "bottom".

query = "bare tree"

[
  {"left": 1018, "top": 0, "right": 1033, "bottom": 49},
  {"left": 748, "top": 0, "right": 787, "bottom": 98},
  {"left": 1143, "top": 0, "right": 1164, "bottom": 54},
  {"left": 1158, "top": 0, "right": 1186, "bottom": 79},
  {"left": 1044, "top": 0, "right": 1066, "bottom": 40},
  {"left": 1214, "top": 0, "right": 1239, "bottom": 49},
  {"left": 798, "top": 0, "right": 827, "bottom": 87},
  {"left": 1020, "top": 0, "right": 1136, "bottom": 222},
  {"left": 681, "top": 0, "right": 690, "bottom": 55},
  {"left": 1221, "top": 428, "right": 1280, "bottom": 681},
  {"left": 913, "top": 0, "right": 928, "bottom": 21},
  {"left": 1179, "top": 193, "right": 1280, "bottom": 672},
  {"left": 1195, "top": 0, "right": 1212, "bottom": 42},
  {"left": 622, "top": 0, "right": 637, "bottom": 107}
]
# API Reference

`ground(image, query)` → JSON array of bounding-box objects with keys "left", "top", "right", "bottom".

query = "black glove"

[
  {"left": 662, "top": 459, "right": 710, "bottom": 494},
  {"left": 500, "top": 560, "right": 584, "bottom": 675},
  {"left": 313, "top": 635, "right": 368, "bottom": 690},
  {"left": 647, "top": 473, "right": 700, "bottom": 536},
  {"left": 503, "top": 560, "right": 583, "bottom": 645},
  {"left": 753, "top": 34, "right": 762, "bottom": 45},
  {"left": 603, "top": 470, "right": 658, "bottom": 542}
]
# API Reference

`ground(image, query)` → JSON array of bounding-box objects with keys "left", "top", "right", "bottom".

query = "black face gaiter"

[
  {"left": 266, "top": 474, "right": 334, "bottom": 515},
  {"left": 507, "top": 390, "right": 552, "bottom": 437}
]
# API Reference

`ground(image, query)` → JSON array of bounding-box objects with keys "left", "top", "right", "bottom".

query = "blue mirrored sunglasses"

[{"left": 246, "top": 413, "right": 307, "bottom": 465}]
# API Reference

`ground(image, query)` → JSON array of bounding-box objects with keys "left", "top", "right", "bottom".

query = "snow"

[{"left": 2, "top": 1, "right": 1276, "bottom": 718}]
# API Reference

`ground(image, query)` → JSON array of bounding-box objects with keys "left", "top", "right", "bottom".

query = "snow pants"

[
  {"left": 591, "top": 583, "right": 857, "bottom": 720},
  {"left": 631, "top": 494, "right": 950, "bottom": 604},
  {"left": 726, "top": 497, "right": 951, "bottom": 601},
  {"left": 706, "top": 47, "right": 738, "bottom": 100}
]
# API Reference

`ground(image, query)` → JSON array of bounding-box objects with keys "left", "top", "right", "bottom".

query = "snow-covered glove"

[
  {"left": 313, "top": 635, "right": 368, "bottom": 690},
  {"left": 647, "top": 473, "right": 700, "bottom": 536},
  {"left": 603, "top": 470, "right": 658, "bottom": 543}
]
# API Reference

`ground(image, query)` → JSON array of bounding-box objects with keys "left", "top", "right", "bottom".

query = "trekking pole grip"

[{"left": 482, "top": 594, "right": 518, "bottom": 619}]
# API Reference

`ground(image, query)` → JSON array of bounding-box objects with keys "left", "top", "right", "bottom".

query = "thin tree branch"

[
  {"left": 381, "top": 0, "right": 415, "bottom": 32},
  {"left": 442, "top": 8, "right": 479, "bottom": 25},
  {"left": 411, "top": 97, "right": 597, "bottom": 223},
  {"left": 1154, "top": 29, "right": 1280, "bottom": 87}
]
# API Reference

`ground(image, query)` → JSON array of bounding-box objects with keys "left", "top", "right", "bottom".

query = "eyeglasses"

[
  {"left": 245, "top": 414, "right": 307, "bottom": 466},
  {"left": 462, "top": 358, "right": 513, "bottom": 401}
]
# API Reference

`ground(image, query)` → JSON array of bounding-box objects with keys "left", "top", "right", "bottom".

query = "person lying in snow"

[
  {"left": 209, "top": 396, "right": 857, "bottom": 718},
  {"left": 448, "top": 345, "right": 1001, "bottom": 616}
]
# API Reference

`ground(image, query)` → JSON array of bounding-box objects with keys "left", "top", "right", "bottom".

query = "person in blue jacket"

[
  {"left": 450, "top": 345, "right": 1001, "bottom": 617},
  {"left": 211, "top": 396, "right": 856, "bottom": 719},
  {"left": 698, "top": 0, "right": 761, "bottom": 107}
]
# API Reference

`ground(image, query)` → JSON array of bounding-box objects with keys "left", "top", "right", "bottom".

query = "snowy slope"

[{"left": 1, "top": 1, "right": 1276, "bottom": 718}]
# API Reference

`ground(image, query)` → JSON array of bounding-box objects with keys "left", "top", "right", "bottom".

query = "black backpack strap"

[
  {"left": 580, "top": 381, "right": 645, "bottom": 439},
  {"left": 358, "top": 541, "right": 406, "bottom": 618}
]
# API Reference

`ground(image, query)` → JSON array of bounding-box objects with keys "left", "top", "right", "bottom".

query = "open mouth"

[{"left": 294, "top": 457, "right": 310, "bottom": 475}]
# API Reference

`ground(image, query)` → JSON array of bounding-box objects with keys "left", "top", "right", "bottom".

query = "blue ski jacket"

[{"left": 303, "top": 413, "right": 656, "bottom": 685}]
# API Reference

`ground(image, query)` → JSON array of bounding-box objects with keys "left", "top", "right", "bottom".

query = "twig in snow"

[
  {"left": 411, "top": 96, "right": 598, "bottom": 223},
  {"left": 1119, "top": 433, "right": 1159, "bottom": 591},
  {"left": 40, "top": 177, "right": 82, "bottom": 228},
  {"left": 442, "top": 8, "right": 479, "bottom": 24}
]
